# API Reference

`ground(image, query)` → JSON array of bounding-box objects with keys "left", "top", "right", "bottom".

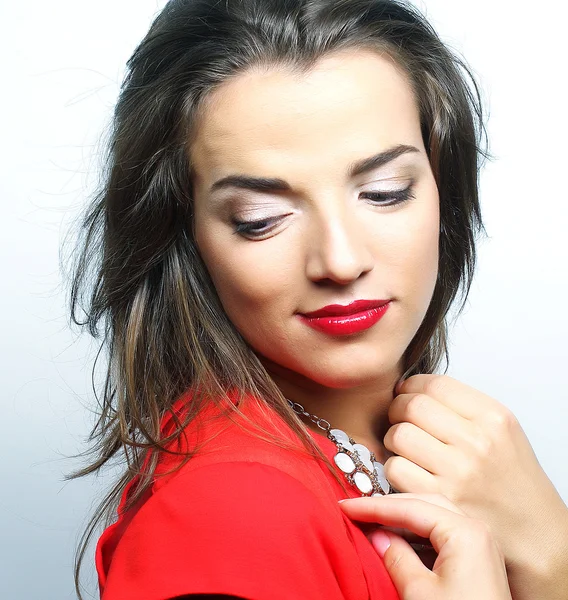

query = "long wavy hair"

[{"left": 63, "top": 0, "right": 491, "bottom": 597}]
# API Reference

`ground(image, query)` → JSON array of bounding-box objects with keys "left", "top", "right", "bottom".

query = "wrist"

[{"left": 508, "top": 507, "right": 568, "bottom": 600}]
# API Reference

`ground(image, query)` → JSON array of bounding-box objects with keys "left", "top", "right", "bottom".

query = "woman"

[{"left": 66, "top": 0, "right": 568, "bottom": 599}]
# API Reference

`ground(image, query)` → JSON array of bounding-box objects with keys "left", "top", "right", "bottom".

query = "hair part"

[{"left": 62, "top": 1, "right": 491, "bottom": 597}]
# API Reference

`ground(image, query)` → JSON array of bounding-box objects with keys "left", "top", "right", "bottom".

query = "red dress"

[{"left": 96, "top": 389, "right": 400, "bottom": 600}]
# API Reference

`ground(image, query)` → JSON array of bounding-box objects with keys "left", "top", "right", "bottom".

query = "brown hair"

[{"left": 62, "top": 0, "right": 491, "bottom": 597}]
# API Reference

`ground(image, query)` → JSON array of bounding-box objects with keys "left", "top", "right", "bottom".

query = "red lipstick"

[{"left": 298, "top": 299, "right": 391, "bottom": 336}]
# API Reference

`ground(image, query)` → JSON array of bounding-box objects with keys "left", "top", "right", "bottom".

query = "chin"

[
  {"left": 256, "top": 342, "right": 402, "bottom": 389},
  {"left": 311, "top": 370, "right": 391, "bottom": 389},
  {"left": 288, "top": 357, "right": 398, "bottom": 390}
]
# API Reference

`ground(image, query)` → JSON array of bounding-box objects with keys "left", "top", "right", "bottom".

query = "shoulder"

[
  {"left": 104, "top": 461, "right": 349, "bottom": 600},
  {"left": 153, "top": 394, "right": 339, "bottom": 503},
  {"left": 137, "top": 460, "right": 340, "bottom": 541}
]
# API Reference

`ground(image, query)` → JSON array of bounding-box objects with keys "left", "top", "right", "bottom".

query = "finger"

[
  {"left": 338, "top": 495, "right": 469, "bottom": 554},
  {"left": 397, "top": 374, "right": 482, "bottom": 420},
  {"left": 388, "top": 392, "right": 479, "bottom": 447},
  {"left": 382, "top": 454, "right": 438, "bottom": 493},
  {"left": 360, "top": 523, "right": 434, "bottom": 547},
  {"left": 374, "top": 525, "right": 432, "bottom": 546},
  {"left": 369, "top": 532, "right": 456, "bottom": 570},
  {"left": 369, "top": 530, "right": 434, "bottom": 595},
  {"left": 380, "top": 491, "right": 466, "bottom": 515},
  {"left": 363, "top": 492, "right": 465, "bottom": 546},
  {"left": 383, "top": 422, "right": 457, "bottom": 475}
]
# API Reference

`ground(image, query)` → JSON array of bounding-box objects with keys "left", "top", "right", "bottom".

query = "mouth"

[
  {"left": 300, "top": 299, "right": 391, "bottom": 318},
  {"left": 298, "top": 299, "right": 392, "bottom": 336}
]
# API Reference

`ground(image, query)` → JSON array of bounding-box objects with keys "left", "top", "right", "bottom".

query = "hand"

[
  {"left": 384, "top": 374, "right": 568, "bottom": 599},
  {"left": 339, "top": 492, "right": 512, "bottom": 600}
]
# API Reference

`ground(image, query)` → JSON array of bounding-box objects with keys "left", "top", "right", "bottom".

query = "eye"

[
  {"left": 360, "top": 184, "right": 416, "bottom": 206},
  {"left": 231, "top": 184, "right": 416, "bottom": 239},
  {"left": 231, "top": 215, "right": 284, "bottom": 238}
]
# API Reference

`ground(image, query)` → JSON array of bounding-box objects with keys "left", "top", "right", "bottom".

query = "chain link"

[
  {"left": 285, "top": 397, "right": 396, "bottom": 496},
  {"left": 286, "top": 398, "right": 332, "bottom": 433}
]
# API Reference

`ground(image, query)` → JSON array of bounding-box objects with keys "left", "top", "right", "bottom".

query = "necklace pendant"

[
  {"left": 333, "top": 452, "right": 356, "bottom": 474},
  {"left": 285, "top": 399, "right": 394, "bottom": 497},
  {"left": 329, "top": 428, "right": 392, "bottom": 497},
  {"left": 352, "top": 443, "right": 374, "bottom": 472},
  {"left": 373, "top": 460, "right": 391, "bottom": 495},
  {"left": 352, "top": 470, "right": 374, "bottom": 495},
  {"left": 329, "top": 428, "right": 355, "bottom": 453}
]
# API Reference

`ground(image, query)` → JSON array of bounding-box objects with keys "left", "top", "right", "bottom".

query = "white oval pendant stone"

[
  {"left": 352, "top": 443, "right": 374, "bottom": 472},
  {"left": 353, "top": 471, "right": 373, "bottom": 494},
  {"left": 329, "top": 429, "right": 354, "bottom": 452},
  {"left": 373, "top": 461, "right": 391, "bottom": 494},
  {"left": 330, "top": 429, "right": 349, "bottom": 444},
  {"left": 334, "top": 452, "right": 356, "bottom": 474}
]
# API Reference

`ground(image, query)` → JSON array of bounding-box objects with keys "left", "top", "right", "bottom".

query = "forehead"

[{"left": 190, "top": 49, "right": 423, "bottom": 188}]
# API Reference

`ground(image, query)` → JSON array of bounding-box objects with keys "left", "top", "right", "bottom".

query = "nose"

[{"left": 305, "top": 204, "right": 374, "bottom": 285}]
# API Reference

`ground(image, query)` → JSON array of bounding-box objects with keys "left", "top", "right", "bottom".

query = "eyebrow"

[{"left": 209, "top": 143, "right": 420, "bottom": 195}]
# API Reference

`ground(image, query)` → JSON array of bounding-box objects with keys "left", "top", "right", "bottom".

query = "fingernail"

[
  {"left": 337, "top": 499, "right": 348, "bottom": 503},
  {"left": 395, "top": 378, "right": 404, "bottom": 394},
  {"left": 369, "top": 530, "right": 391, "bottom": 557}
]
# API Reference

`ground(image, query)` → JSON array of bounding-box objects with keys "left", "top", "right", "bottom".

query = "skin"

[
  {"left": 340, "top": 493, "right": 512, "bottom": 600},
  {"left": 380, "top": 374, "right": 568, "bottom": 600},
  {"left": 191, "top": 49, "right": 439, "bottom": 462},
  {"left": 189, "top": 48, "right": 568, "bottom": 598}
]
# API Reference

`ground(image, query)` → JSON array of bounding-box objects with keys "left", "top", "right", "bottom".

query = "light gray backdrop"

[{"left": 2, "top": 0, "right": 566, "bottom": 598}]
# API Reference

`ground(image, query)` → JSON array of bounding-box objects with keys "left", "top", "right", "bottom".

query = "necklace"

[{"left": 286, "top": 398, "right": 395, "bottom": 497}]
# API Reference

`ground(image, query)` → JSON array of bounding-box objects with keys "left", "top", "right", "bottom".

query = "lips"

[
  {"left": 300, "top": 299, "right": 391, "bottom": 318},
  {"left": 298, "top": 300, "right": 391, "bottom": 336}
]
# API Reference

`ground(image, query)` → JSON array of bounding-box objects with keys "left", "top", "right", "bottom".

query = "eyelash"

[{"left": 232, "top": 184, "right": 416, "bottom": 237}]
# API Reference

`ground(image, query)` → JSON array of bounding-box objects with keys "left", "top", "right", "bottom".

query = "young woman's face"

[{"left": 190, "top": 49, "right": 439, "bottom": 388}]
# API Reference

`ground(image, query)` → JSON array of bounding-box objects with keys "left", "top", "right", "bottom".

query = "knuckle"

[
  {"left": 371, "top": 504, "right": 385, "bottom": 522},
  {"left": 424, "top": 374, "right": 447, "bottom": 396},
  {"left": 383, "top": 456, "right": 405, "bottom": 488},
  {"left": 482, "top": 404, "right": 518, "bottom": 431},
  {"left": 471, "top": 434, "right": 492, "bottom": 459},
  {"left": 383, "top": 454, "right": 401, "bottom": 476},
  {"left": 391, "top": 422, "right": 413, "bottom": 446},
  {"left": 406, "top": 393, "right": 428, "bottom": 418},
  {"left": 494, "top": 407, "right": 519, "bottom": 431},
  {"left": 385, "top": 547, "right": 403, "bottom": 572}
]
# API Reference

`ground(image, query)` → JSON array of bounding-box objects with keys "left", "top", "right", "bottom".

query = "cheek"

[
  {"left": 410, "top": 200, "right": 439, "bottom": 304},
  {"left": 195, "top": 223, "right": 297, "bottom": 325},
  {"left": 383, "top": 195, "right": 439, "bottom": 309}
]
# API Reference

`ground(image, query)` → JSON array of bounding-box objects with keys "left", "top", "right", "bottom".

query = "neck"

[{"left": 259, "top": 356, "right": 403, "bottom": 464}]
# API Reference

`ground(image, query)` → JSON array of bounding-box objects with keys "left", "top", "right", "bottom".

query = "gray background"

[{"left": 2, "top": 0, "right": 566, "bottom": 598}]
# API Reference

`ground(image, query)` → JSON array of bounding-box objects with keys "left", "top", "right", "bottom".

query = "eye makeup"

[
  {"left": 360, "top": 183, "right": 416, "bottom": 207},
  {"left": 231, "top": 183, "right": 416, "bottom": 238}
]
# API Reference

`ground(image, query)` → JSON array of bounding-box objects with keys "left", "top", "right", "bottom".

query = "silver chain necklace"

[{"left": 286, "top": 398, "right": 395, "bottom": 496}]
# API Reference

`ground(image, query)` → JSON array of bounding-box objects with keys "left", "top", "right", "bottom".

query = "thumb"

[{"left": 369, "top": 530, "right": 432, "bottom": 594}]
